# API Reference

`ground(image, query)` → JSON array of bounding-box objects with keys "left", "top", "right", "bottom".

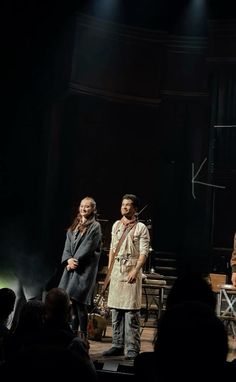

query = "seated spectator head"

[
  {"left": 15, "top": 299, "right": 45, "bottom": 333},
  {"left": 44, "top": 288, "right": 72, "bottom": 325},
  {"left": 0, "top": 288, "right": 16, "bottom": 324},
  {"left": 166, "top": 271, "right": 217, "bottom": 312},
  {"left": 154, "top": 300, "right": 228, "bottom": 378}
]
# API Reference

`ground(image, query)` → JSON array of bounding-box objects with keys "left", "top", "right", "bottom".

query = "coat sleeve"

[
  {"left": 230, "top": 232, "right": 236, "bottom": 273},
  {"left": 61, "top": 230, "right": 72, "bottom": 264}
]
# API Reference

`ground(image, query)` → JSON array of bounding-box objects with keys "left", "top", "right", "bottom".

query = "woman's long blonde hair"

[{"left": 69, "top": 196, "right": 97, "bottom": 232}]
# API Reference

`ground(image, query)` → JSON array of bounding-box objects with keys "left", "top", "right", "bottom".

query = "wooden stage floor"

[
  {"left": 89, "top": 324, "right": 155, "bottom": 369},
  {"left": 89, "top": 323, "right": 236, "bottom": 368}
]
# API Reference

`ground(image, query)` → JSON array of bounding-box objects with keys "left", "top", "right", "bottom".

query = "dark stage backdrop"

[{"left": 1, "top": 0, "right": 236, "bottom": 294}]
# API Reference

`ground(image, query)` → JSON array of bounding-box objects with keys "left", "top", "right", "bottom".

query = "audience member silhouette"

[
  {"left": 0, "top": 288, "right": 16, "bottom": 365},
  {"left": 39, "top": 288, "right": 86, "bottom": 349},
  {"left": 134, "top": 272, "right": 236, "bottom": 380},
  {"left": 165, "top": 271, "right": 217, "bottom": 311},
  {"left": 0, "top": 344, "right": 98, "bottom": 380},
  {"left": 4, "top": 299, "right": 45, "bottom": 361},
  {"left": 0, "top": 288, "right": 16, "bottom": 333},
  {"left": 0, "top": 288, "right": 97, "bottom": 377},
  {"left": 154, "top": 300, "right": 229, "bottom": 380},
  {"left": 134, "top": 300, "right": 230, "bottom": 380},
  {"left": 40, "top": 288, "right": 94, "bottom": 366}
]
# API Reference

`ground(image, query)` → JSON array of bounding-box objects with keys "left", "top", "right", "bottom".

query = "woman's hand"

[{"left": 67, "top": 258, "right": 78, "bottom": 270}]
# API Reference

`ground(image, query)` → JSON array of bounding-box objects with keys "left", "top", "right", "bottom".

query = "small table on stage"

[
  {"left": 217, "top": 283, "right": 236, "bottom": 338},
  {"left": 141, "top": 279, "right": 168, "bottom": 329}
]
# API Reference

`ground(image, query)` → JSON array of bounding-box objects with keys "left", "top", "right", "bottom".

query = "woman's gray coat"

[{"left": 58, "top": 221, "right": 102, "bottom": 305}]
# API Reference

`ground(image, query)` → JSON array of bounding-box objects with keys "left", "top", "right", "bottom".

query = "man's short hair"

[{"left": 122, "top": 194, "right": 140, "bottom": 210}]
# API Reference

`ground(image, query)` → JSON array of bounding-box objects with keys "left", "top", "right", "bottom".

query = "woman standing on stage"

[{"left": 58, "top": 196, "right": 102, "bottom": 338}]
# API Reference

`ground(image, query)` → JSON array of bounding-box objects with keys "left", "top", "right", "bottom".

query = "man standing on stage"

[{"left": 103, "top": 194, "right": 150, "bottom": 360}]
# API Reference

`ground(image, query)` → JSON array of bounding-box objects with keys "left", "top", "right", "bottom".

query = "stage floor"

[{"left": 89, "top": 323, "right": 236, "bottom": 367}]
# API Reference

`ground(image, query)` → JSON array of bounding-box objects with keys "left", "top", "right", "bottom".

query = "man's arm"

[{"left": 127, "top": 224, "right": 150, "bottom": 283}]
